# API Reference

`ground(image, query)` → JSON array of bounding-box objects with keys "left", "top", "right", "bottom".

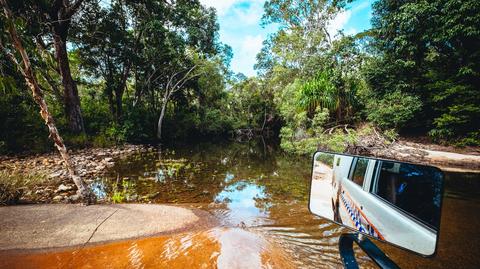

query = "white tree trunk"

[
  {"left": 157, "top": 99, "right": 167, "bottom": 140},
  {"left": 1, "top": 0, "right": 94, "bottom": 203}
]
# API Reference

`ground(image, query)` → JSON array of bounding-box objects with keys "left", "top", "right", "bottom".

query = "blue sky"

[{"left": 200, "top": 0, "right": 374, "bottom": 77}]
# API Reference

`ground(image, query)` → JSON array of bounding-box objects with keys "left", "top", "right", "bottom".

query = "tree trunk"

[
  {"left": 115, "top": 90, "right": 123, "bottom": 122},
  {"left": 1, "top": 0, "right": 94, "bottom": 204},
  {"left": 52, "top": 33, "right": 85, "bottom": 134},
  {"left": 157, "top": 99, "right": 167, "bottom": 140},
  {"left": 115, "top": 61, "right": 131, "bottom": 121}
]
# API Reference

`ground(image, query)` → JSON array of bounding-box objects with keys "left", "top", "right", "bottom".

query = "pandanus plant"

[{"left": 297, "top": 70, "right": 357, "bottom": 123}]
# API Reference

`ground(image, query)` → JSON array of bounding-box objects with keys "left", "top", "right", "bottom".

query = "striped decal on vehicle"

[{"left": 340, "top": 190, "right": 385, "bottom": 240}]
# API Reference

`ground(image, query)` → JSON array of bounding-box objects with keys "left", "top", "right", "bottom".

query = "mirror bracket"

[{"left": 339, "top": 233, "right": 400, "bottom": 269}]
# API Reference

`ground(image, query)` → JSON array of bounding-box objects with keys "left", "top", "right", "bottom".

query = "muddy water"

[
  {"left": 3, "top": 141, "right": 480, "bottom": 268},
  {"left": 1, "top": 228, "right": 295, "bottom": 269}
]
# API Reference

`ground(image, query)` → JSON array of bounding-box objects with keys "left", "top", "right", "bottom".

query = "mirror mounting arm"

[{"left": 339, "top": 233, "right": 400, "bottom": 269}]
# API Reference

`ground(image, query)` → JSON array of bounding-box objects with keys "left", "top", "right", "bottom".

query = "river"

[{"left": 5, "top": 141, "right": 480, "bottom": 268}]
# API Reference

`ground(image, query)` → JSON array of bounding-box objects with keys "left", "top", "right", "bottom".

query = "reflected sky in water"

[{"left": 47, "top": 142, "right": 480, "bottom": 268}]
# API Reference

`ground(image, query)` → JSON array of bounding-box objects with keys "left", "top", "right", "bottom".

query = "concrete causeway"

[{"left": 0, "top": 204, "right": 205, "bottom": 251}]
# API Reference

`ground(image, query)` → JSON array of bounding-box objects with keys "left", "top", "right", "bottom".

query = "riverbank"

[
  {"left": 1, "top": 141, "right": 479, "bottom": 205},
  {"left": 344, "top": 131, "right": 480, "bottom": 172},
  {"left": 0, "top": 144, "right": 154, "bottom": 204},
  {"left": 366, "top": 141, "right": 480, "bottom": 172}
]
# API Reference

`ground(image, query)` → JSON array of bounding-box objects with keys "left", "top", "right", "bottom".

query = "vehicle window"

[
  {"left": 374, "top": 161, "right": 443, "bottom": 229},
  {"left": 350, "top": 158, "right": 368, "bottom": 186}
]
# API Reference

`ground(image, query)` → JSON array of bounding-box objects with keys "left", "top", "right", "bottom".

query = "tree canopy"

[{"left": 1, "top": 0, "right": 479, "bottom": 154}]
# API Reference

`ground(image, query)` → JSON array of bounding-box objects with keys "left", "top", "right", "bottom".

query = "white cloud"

[
  {"left": 200, "top": 1, "right": 269, "bottom": 76},
  {"left": 200, "top": 0, "right": 265, "bottom": 19},
  {"left": 327, "top": 10, "right": 352, "bottom": 37},
  {"left": 327, "top": 0, "right": 373, "bottom": 37},
  {"left": 232, "top": 2, "right": 264, "bottom": 26},
  {"left": 241, "top": 35, "right": 263, "bottom": 55},
  {"left": 199, "top": 0, "right": 238, "bottom": 15},
  {"left": 231, "top": 34, "right": 263, "bottom": 76}
]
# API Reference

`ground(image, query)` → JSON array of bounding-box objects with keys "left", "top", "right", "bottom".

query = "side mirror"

[{"left": 309, "top": 151, "right": 444, "bottom": 256}]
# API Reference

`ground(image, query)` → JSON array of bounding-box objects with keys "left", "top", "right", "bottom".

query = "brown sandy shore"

[
  {"left": 347, "top": 140, "right": 480, "bottom": 172},
  {"left": 374, "top": 143, "right": 480, "bottom": 172}
]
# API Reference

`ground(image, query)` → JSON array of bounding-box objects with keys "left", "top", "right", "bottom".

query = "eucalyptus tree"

[
  {"left": 0, "top": 0, "right": 93, "bottom": 203},
  {"left": 128, "top": 0, "right": 219, "bottom": 139},
  {"left": 10, "top": 0, "right": 93, "bottom": 134},
  {"left": 74, "top": 0, "right": 140, "bottom": 122},
  {"left": 73, "top": 0, "right": 222, "bottom": 139},
  {"left": 258, "top": 0, "right": 349, "bottom": 76},
  {"left": 256, "top": 0, "right": 363, "bottom": 124}
]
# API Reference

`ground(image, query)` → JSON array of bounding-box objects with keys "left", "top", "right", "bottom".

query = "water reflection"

[
  {"left": 0, "top": 228, "right": 294, "bottom": 269},
  {"left": 87, "top": 141, "right": 373, "bottom": 268},
  {"left": 214, "top": 182, "right": 269, "bottom": 227},
  {"left": 1, "top": 141, "right": 479, "bottom": 268}
]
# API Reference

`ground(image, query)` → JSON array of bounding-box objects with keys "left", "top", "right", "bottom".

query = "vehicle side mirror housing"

[{"left": 309, "top": 151, "right": 444, "bottom": 256}]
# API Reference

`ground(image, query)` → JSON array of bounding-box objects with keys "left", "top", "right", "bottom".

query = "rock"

[
  {"left": 127, "top": 194, "right": 139, "bottom": 202},
  {"left": 56, "top": 184, "right": 73, "bottom": 192},
  {"left": 48, "top": 171, "right": 63, "bottom": 178},
  {"left": 52, "top": 195, "right": 63, "bottom": 201},
  {"left": 104, "top": 157, "right": 113, "bottom": 163},
  {"left": 95, "top": 165, "right": 105, "bottom": 171},
  {"left": 68, "top": 194, "right": 81, "bottom": 202}
]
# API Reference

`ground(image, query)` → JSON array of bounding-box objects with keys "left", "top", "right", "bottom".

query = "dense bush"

[
  {"left": 367, "top": 0, "right": 480, "bottom": 144},
  {"left": 365, "top": 90, "right": 422, "bottom": 130},
  {"left": 0, "top": 77, "right": 51, "bottom": 153}
]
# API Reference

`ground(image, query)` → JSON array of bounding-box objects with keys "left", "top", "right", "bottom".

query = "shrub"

[
  {"left": 366, "top": 90, "right": 422, "bottom": 130},
  {"left": 429, "top": 104, "right": 480, "bottom": 145}
]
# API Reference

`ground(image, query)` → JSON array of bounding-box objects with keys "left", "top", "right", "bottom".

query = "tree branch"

[{"left": 66, "top": 0, "right": 84, "bottom": 18}]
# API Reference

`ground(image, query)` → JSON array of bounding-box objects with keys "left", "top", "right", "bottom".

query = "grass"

[{"left": 0, "top": 171, "right": 47, "bottom": 205}]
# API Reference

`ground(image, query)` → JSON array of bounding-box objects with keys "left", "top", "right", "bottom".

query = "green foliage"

[
  {"left": 280, "top": 130, "right": 358, "bottom": 155},
  {"left": 111, "top": 179, "right": 135, "bottom": 203},
  {"left": 297, "top": 69, "right": 359, "bottom": 121},
  {"left": 0, "top": 0, "right": 235, "bottom": 151},
  {"left": 254, "top": 1, "right": 371, "bottom": 155},
  {"left": 297, "top": 71, "right": 336, "bottom": 113},
  {"left": 1, "top": 0, "right": 478, "bottom": 153},
  {"left": 0, "top": 73, "right": 51, "bottom": 153},
  {"left": 227, "top": 77, "right": 276, "bottom": 130},
  {"left": 383, "top": 129, "right": 399, "bottom": 143},
  {"left": 312, "top": 107, "right": 330, "bottom": 135},
  {"left": 367, "top": 0, "right": 480, "bottom": 142},
  {"left": 366, "top": 90, "right": 422, "bottom": 130}
]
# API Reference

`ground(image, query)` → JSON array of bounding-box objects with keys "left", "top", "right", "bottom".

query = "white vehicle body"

[{"left": 331, "top": 155, "right": 437, "bottom": 256}]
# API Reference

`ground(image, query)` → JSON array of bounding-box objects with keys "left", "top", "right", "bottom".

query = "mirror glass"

[{"left": 309, "top": 151, "right": 444, "bottom": 256}]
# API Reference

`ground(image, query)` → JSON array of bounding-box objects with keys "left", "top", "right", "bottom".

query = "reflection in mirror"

[{"left": 309, "top": 151, "right": 444, "bottom": 256}]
